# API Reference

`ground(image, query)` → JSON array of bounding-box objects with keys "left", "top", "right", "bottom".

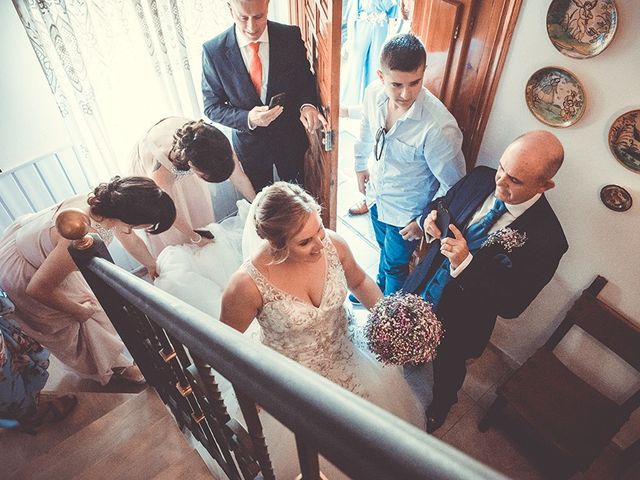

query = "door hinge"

[
  {"left": 453, "top": 22, "right": 461, "bottom": 40},
  {"left": 469, "top": 14, "right": 476, "bottom": 34},
  {"left": 322, "top": 129, "right": 334, "bottom": 152}
]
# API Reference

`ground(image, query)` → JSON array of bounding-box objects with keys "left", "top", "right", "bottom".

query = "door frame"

[{"left": 411, "top": 0, "right": 523, "bottom": 168}]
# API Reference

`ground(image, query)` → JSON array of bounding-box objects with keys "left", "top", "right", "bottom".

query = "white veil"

[{"left": 241, "top": 191, "right": 265, "bottom": 261}]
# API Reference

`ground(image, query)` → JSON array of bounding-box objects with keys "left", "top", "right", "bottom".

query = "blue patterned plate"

[
  {"left": 547, "top": 0, "right": 618, "bottom": 59},
  {"left": 608, "top": 110, "right": 640, "bottom": 173},
  {"left": 525, "top": 67, "right": 586, "bottom": 128}
]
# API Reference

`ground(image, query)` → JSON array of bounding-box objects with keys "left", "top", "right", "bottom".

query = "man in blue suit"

[
  {"left": 403, "top": 131, "right": 569, "bottom": 433},
  {"left": 202, "top": 0, "right": 327, "bottom": 192}
]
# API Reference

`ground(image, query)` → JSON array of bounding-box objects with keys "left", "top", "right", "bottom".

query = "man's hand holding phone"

[
  {"left": 268, "top": 92, "right": 286, "bottom": 109},
  {"left": 435, "top": 201, "right": 453, "bottom": 239},
  {"left": 248, "top": 104, "right": 283, "bottom": 128},
  {"left": 424, "top": 202, "right": 453, "bottom": 239},
  {"left": 247, "top": 93, "right": 287, "bottom": 128},
  {"left": 426, "top": 201, "right": 471, "bottom": 270}
]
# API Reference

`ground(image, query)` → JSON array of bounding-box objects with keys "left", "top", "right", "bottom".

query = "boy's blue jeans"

[{"left": 370, "top": 204, "right": 419, "bottom": 295}]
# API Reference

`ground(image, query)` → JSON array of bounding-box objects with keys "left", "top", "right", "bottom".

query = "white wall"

[
  {"left": 0, "top": 1, "right": 70, "bottom": 172},
  {"left": 478, "top": 0, "right": 640, "bottom": 444}
]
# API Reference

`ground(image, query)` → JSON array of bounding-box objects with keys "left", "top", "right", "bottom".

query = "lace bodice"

[{"left": 243, "top": 237, "right": 364, "bottom": 394}]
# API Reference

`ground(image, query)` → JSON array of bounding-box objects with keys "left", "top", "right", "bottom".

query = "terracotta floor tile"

[
  {"left": 432, "top": 390, "right": 476, "bottom": 440},
  {"left": 441, "top": 404, "right": 546, "bottom": 480},
  {"left": 462, "top": 347, "right": 513, "bottom": 401}
]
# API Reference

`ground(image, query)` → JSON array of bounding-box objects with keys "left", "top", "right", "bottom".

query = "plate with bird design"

[
  {"left": 546, "top": 0, "right": 618, "bottom": 59},
  {"left": 525, "top": 67, "right": 586, "bottom": 128},
  {"left": 608, "top": 110, "right": 640, "bottom": 173}
]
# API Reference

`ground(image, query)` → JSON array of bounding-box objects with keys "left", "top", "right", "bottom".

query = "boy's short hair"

[{"left": 380, "top": 33, "right": 427, "bottom": 72}]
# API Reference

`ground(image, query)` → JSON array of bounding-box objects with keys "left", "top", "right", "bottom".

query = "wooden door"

[
  {"left": 411, "top": 0, "right": 523, "bottom": 169},
  {"left": 290, "top": 0, "right": 342, "bottom": 229}
]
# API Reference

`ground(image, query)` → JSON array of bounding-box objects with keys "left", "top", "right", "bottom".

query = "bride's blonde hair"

[{"left": 254, "top": 182, "right": 321, "bottom": 263}]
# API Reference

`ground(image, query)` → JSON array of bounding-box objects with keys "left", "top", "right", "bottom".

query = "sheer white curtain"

[{"left": 12, "top": 0, "right": 241, "bottom": 180}]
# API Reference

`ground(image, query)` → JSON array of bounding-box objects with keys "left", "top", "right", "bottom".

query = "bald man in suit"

[{"left": 403, "top": 131, "right": 569, "bottom": 433}]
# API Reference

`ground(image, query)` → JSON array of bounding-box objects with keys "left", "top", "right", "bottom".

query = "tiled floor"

[{"left": 335, "top": 125, "right": 636, "bottom": 479}]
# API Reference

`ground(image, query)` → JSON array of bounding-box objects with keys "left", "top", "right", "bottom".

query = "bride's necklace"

[{"left": 92, "top": 220, "right": 114, "bottom": 243}]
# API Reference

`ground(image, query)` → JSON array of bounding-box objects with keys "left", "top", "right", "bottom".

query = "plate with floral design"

[
  {"left": 525, "top": 67, "right": 585, "bottom": 128},
  {"left": 608, "top": 110, "right": 640, "bottom": 173},
  {"left": 600, "top": 184, "right": 632, "bottom": 212},
  {"left": 547, "top": 0, "right": 618, "bottom": 59}
]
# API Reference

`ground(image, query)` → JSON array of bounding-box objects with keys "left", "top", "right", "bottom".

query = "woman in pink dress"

[
  {"left": 130, "top": 117, "right": 256, "bottom": 257},
  {"left": 0, "top": 177, "right": 176, "bottom": 385}
]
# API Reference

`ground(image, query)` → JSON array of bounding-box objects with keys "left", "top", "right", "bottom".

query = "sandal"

[
  {"left": 113, "top": 364, "right": 146, "bottom": 385},
  {"left": 20, "top": 394, "right": 78, "bottom": 432}
]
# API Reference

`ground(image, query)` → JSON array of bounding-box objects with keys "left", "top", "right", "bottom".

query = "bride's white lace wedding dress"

[
  {"left": 155, "top": 200, "right": 425, "bottom": 478},
  {"left": 239, "top": 236, "right": 425, "bottom": 478}
]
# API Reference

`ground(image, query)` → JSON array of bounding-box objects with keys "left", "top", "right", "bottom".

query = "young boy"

[{"left": 352, "top": 33, "right": 465, "bottom": 297}]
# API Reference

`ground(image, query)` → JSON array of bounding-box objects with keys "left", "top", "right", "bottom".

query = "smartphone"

[
  {"left": 435, "top": 201, "right": 453, "bottom": 239},
  {"left": 193, "top": 229, "right": 215, "bottom": 240},
  {"left": 268, "top": 92, "right": 286, "bottom": 109}
]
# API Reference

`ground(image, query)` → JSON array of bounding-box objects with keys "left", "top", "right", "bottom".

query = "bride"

[
  {"left": 219, "top": 182, "right": 425, "bottom": 478},
  {"left": 155, "top": 182, "right": 424, "bottom": 477}
]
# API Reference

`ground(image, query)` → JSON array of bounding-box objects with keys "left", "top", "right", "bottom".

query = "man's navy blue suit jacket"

[
  {"left": 202, "top": 21, "right": 318, "bottom": 170},
  {"left": 403, "top": 166, "right": 568, "bottom": 358}
]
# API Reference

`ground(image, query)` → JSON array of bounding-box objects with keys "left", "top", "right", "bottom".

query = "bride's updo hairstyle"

[
  {"left": 254, "top": 182, "right": 321, "bottom": 263},
  {"left": 171, "top": 120, "right": 235, "bottom": 183},
  {"left": 88, "top": 176, "right": 176, "bottom": 234}
]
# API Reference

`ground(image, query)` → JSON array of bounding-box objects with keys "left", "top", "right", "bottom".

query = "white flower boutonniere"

[{"left": 482, "top": 227, "right": 527, "bottom": 253}]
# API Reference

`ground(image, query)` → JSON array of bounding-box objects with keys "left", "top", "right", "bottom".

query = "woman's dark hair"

[
  {"left": 88, "top": 176, "right": 176, "bottom": 234},
  {"left": 380, "top": 33, "right": 426, "bottom": 73},
  {"left": 171, "top": 120, "right": 235, "bottom": 183}
]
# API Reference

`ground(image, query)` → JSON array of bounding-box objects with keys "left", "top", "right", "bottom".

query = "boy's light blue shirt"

[{"left": 354, "top": 82, "right": 466, "bottom": 227}]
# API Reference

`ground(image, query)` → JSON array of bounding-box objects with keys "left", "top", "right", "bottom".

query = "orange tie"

[{"left": 248, "top": 42, "right": 262, "bottom": 98}]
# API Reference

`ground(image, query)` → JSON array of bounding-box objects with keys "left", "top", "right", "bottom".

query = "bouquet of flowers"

[{"left": 365, "top": 293, "right": 444, "bottom": 365}]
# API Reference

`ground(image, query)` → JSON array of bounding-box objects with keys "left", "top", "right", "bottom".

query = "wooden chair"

[{"left": 478, "top": 276, "right": 640, "bottom": 476}]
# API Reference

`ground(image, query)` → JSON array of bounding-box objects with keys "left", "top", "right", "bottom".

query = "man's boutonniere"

[{"left": 482, "top": 227, "right": 527, "bottom": 252}]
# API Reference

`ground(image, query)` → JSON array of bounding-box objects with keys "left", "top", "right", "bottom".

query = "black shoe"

[
  {"left": 426, "top": 403, "right": 452, "bottom": 434},
  {"left": 348, "top": 293, "right": 362, "bottom": 305}
]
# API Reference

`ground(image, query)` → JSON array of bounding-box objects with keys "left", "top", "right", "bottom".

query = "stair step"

[
  {"left": 13, "top": 389, "right": 174, "bottom": 480},
  {"left": 153, "top": 449, "right": 213, "bottom": 479},
  {"left": 1, "top": 391, "right": 137, "bottom": 477},
  {"left": 72, "top": 414, "right": 194, "bottom": 479}
]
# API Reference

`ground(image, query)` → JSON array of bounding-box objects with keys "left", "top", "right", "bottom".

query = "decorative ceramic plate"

[
  {"left": 600, "top": 184, "right": 632, "bottom": 212},
  {"left": 608, "top": 110, "right": 640, "bottom": 173},
  {"left": 525, "top": 67, "right": 585, "bottom": 127},
  {"left": 547, "top": 0, "right": 618, "bottom": 59}
]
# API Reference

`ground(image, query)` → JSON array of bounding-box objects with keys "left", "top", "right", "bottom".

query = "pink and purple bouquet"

[{"left": 365, "top": 293, "right": 444, "bottom": 365}]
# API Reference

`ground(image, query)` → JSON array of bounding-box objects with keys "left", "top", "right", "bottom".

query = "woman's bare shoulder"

[{"left": 227, "top": 265, "right": 253, "bottom": 286}]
